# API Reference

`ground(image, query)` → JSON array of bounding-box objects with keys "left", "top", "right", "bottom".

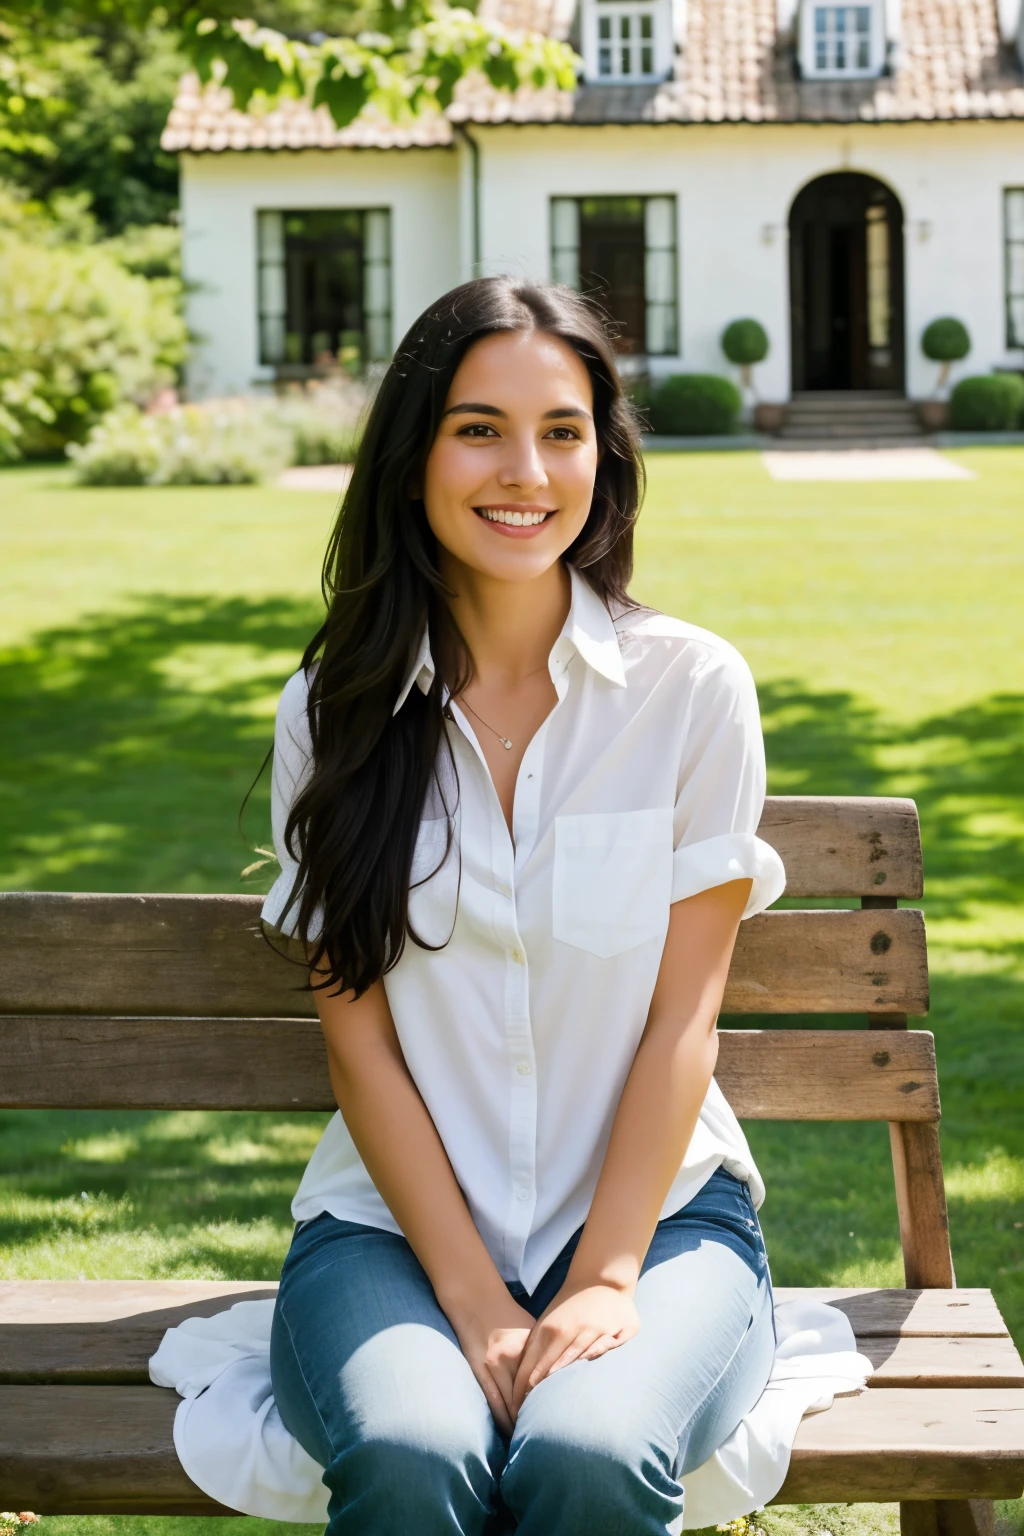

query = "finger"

[
  {"left": 478, "top": 1365, "right": 514, "bottom": 1437},
  {"left": 581, "top": 1332, "right": 622, "bottom": 1360},
  {"left": 543, "top": 1328, "right": 603, "bottom": 1378}
]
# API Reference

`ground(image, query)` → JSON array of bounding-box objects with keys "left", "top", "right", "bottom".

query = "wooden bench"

[{"left": 1, "top": 795, "right": 1022, "bottom": 1533}]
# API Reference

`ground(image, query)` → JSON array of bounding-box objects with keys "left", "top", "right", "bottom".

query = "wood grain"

[
  {"left": 862, "top": 1336, "right": 1024, "bottom": 1389},
  {"left": 4, "top": 1383, "right": 1022, "bottom": 1511},
  {"left": 771, "top": 1289, "right": 1012, "bottom": 1339},
  {"left": 0, "top": 1020, "right": 939, "bottom": 1116},
  {"left": 891, "top": 1120, "right": 956, "bottom": 1289},
  {"left": 779, "top": 1388, "right": 1024, "bottom": 1502},
  {"left": 0, "top": 895, "right": 930, "bottom": 1019},
  {"left": 758, "top": 796, "right": 923, "bottom": 898}
]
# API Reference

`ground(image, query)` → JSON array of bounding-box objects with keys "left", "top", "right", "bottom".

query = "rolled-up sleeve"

[
  {"left": 670, "top": 644, "right": 786, "bottom": 919},
  {"left": 260, "top": 668, "right": 322, "bottom": 941}
]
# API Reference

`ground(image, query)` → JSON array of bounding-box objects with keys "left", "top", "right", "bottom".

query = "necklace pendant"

[{"left": 500, "top": 737, "right": 513, "bottom": 750}]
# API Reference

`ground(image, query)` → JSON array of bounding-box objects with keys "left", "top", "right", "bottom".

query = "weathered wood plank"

[
  {"left": 0, "top": 1021, "right": 939, "bottom": 1116},
  {"left": 4, "top": 1284, "right": 1019, "bottom": 1387},
  {"left": 778, "top": 1388, "right": 1024, "bottom": 1502},
  {"left": 758, "top": 796, "right": 923, "bottom": 898},
  {"left": 863, "top": 1336, "right": 1024, "bottom": 1389},
  {"left": 4, "top": 1384, "right": 1022, "bottom": 1511},
  {"left": 0, "top": 895, "right": 930, "bottom": 1019},
  {"left": 891, "top": 1120, "right": 955, "bottom": 1288},
  {"left": 772, "top": 1289, "right": 1011, "bottom": 1339}
]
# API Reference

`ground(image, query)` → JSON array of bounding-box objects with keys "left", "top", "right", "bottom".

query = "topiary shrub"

[
  {"left": 649, "top": 374, "right": 742, "bottom": 436},
  {"left": 921, "top": 318, "right": 971, "bottom": 394},
  {"left": 948, "top": 374, "right": 1024, "bottom": 432},
  {"left": 721, "top": 319, "right": 769, "bottom": 400}
]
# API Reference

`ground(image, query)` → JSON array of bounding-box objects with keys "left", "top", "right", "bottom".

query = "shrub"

[
  {"left": 274, "top": 381, "right": 367, "bottom": 466},
  {"left": 0, "top": 195, "right": 187, "bottom": 460},
  {"left": 649, "top": 374, "right": 742, "bottom": 436},
  {"left": 721, "top": 319, "right": 769, "bottom": 368},
  {"left": 69, "top": 401, "right": 293, "bottom": 486},
  {"left": 922, "top": 318, "right": 971, "bottom": 365},
  {"left": 948, "top": 374, "right": 1024, "bottom": 432}
]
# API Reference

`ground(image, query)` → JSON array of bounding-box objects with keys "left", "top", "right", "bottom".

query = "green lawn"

[{"left": 1, "top": 452, "right": 1022, "bottom": 1536}]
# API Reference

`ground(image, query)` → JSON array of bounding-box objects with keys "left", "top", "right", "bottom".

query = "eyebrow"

[{"left": 441, "top": 402, "right": 593, "bottom": 422}]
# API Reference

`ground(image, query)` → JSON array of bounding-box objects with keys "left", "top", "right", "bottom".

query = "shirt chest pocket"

[
  {"left": 552, "top": 808, "right": 674, "bottom": 959},
  {"left": 407, "top": 818, "right": 459, "bottom": 949}
]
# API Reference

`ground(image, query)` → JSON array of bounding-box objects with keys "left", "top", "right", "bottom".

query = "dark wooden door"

[{"left": 789, "top": 173, "right": 904, "bottom": 392}]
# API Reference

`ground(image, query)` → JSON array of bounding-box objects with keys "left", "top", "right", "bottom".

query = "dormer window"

[
  {"left": 597, "top": 3, "right": 655, "bottom": 79},
  {"left": 801, "top": 2, "right": 883, "bottom": 79},
  {"left": 581, "top": 0, "right": 671, "bottom": 84}
]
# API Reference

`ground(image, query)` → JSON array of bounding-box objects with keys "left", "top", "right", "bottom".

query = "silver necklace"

[{"left": 457, "top": 696, "right": 513, "bottom": 751}]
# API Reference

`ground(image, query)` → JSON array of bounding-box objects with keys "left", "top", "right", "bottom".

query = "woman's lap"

[{"left": 270, "top": 1169, "right": 775, "bottom": 1536}]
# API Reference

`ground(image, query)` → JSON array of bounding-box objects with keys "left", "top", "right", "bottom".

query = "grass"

[{"left": 1, "top": 450, "right": 1023, "bottom": 1536}]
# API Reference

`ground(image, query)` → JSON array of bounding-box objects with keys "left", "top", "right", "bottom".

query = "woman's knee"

[{"left": 502, "top": 1368, "right": 680, "bottom": 1533}]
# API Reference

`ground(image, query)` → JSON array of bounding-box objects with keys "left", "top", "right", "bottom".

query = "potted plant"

[
  {"left": 721, "top": 319, "right": 781, "bottom": 431},
  {"left": 919, "top": 318, "right": 971, "bottom": 430}
]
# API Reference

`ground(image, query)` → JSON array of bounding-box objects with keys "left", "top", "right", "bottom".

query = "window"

[
  {"left": 595, "top": 0, "right": 658, "bottom": 81},
  {"left": 1006, "top": 189, "right": 1024, "bottom": 350},
  {"left": 810, "top": 5, "right": 875, "bottom": 75},
  {"left": 551, "top": 195, "right": 678, "bottom": 356},
  {"left": 257, "top": 208, "right": 391, "bottom": 373}
]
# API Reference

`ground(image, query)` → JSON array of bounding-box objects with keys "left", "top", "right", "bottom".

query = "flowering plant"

[{"left": 0, "top": 1515, "right": 39, "bottom": 1536}]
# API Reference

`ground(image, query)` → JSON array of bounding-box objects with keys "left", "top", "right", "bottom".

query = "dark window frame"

[
  {"left": 256, "top": 206, "right": 392, "bottom": 374},
  {"left": 1005, "top": 188, "right": 1024, "bottom": 351},
  {"left": 549, "top": 194, "right": 679, "bottom": 357}
]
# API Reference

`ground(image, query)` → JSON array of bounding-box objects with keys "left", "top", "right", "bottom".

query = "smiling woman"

[{"left": 171, "top": 277, "right": 793, "bottom": 1536}]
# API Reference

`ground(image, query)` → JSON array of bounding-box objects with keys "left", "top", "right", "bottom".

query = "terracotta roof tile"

[{"left": 160, "top": 0, "right": 1024, "bottom": 151}]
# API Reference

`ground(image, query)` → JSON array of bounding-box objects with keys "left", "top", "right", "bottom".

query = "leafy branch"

[{"left": 184, "top": 7, "right": 580, "bottom": 127}]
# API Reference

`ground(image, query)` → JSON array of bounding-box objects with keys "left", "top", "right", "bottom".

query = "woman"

[{"left": 262, "top": 276, "right": 786, "bottom": 1536}]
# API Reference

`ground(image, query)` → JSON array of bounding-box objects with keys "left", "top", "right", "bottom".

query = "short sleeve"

[
  {"left": 670, "top": 644, "right": 786, "bottom": 920},
  {"left": 260, "top": 668, "right": 323, "bottom": 941}
]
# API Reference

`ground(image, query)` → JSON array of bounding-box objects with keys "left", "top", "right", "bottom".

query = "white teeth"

[
  {"left": 478, "top": 509, "right": 550, "bottom": 525},
  {"left": 511, "top": 511, "right": 523, "bottom": 525}
]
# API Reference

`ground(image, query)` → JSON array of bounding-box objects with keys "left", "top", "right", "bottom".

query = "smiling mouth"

[{"left": 474, "top": 507, "right": 555, "bottom": 526}]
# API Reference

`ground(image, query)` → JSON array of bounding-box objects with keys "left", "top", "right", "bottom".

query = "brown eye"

[{"left": 459, "top": 423, "right": 499, "bottom": 438}]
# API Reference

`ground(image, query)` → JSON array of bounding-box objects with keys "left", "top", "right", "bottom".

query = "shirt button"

[
  {"left": 516, "top": 1188, "right": 530, "bottom": 1201},
  {"left": 516, "top": 1062, "right": 532, "bottom": 1076},
  {"left": 511, "top": 948, "right": 526, "bottom": 965}
]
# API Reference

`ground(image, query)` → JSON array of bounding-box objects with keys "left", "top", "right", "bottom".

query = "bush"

[
  {"left": 649, "top": 374, "right": 742, "bottom": 436},
  {"left": 948, "top": 374, "right": 1024, "bottom": 433},
  {"left": 0, "top": 190, "right": 187, "bottom": 459},
  {"left": 67, "top": 385, "right": 369, "bottom": 486},
  {"left": 274, "top": 382, "right": 367, "bottom": 466},
  {"left": 721, "top": 319, "right": 769, "bottom": 368},
  {"left": 922, "top": 318, "right": 971, "bottom": 364},
  {"left": 68, "top": 401, "right": 293, "bottom": 485}
]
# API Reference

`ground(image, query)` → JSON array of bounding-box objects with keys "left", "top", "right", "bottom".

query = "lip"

[{"left": 473, "top": 504, "right": 557, "bottom": 539}]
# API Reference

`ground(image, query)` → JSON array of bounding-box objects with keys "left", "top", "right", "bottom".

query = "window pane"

[
  {"left": 1009, "top": 296, "right": 1024, "bottom": 349},
  {"left": 619, "top": 15, "right": 630, "bottom": 37},
  {"left": 599, "top": 16, "right": 611, "bottom": 38},
  {"left": 621, "top": 45, "right": 630, "bottom": 71},
  {"left": 646, "top": 302, "right": 677, "bottom": 356},
  {"left": 259, "top": 261, "right": 286, "bottom": 318},
  {"left": 815, "top": 6, "right": 827, "bottom": 33},
  {"left": 260, "top": 314, "right": 285, "bottom": 363},
  {"left": 640, "top": 14, "right": 652, "bottom": 38},
  {"left": 641, "top": 44, "right": 653, "bottom": 71},
  {"left": 258, "top": 210, "right": 284, "bottom": 263},
  {"left": 599, "top": 45, "right": 612, "bottom": 72},
  {"left": 364, "top": 208, "right": 389, "bottom": 263},
  {"left": 644, "top": 195, "right": 675, "bottom": 250},
  {"left": 645, "top": 246, "right": 675, "bottom": 305},
  {"left": 1007, "top": 190, "right": 1024, "bottom": 242},
  {"left": 857, "top": 37, "right": 869, "bottom": 67},
  {"left": 1008, "top": 243, "right": 1024, "bottom": 294},
  {"left": 551, "top": 197, "right": 580, "bottom": 250}
]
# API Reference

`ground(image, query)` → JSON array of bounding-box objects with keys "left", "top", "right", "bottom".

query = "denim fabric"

[{"left": 270, "top": 1167, "right": 775, "bottom": 1536}]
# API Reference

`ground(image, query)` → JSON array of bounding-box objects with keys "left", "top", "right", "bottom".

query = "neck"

[{"left": 441, "top": 557, "right": 571, "bottom": 690}]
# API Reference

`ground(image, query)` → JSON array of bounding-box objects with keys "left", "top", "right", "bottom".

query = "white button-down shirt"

[{"left": 262, "top": 567, "right": 786, "bottom": 1291}]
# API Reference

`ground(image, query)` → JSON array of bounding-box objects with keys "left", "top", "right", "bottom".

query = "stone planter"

[
  {"left": 916, "top": 399, "right": 949, "bottom": 432},
  {"left": 753, "top": 402, "right": 787, "bottom": 434}
]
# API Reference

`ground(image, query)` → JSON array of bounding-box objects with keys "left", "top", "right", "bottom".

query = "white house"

[{"left": 162, "top": 0, "right": 1024, "bottom": 409}]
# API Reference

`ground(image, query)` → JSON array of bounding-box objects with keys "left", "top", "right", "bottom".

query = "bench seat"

[{"left": 2, "top": 1282, "right": 1023, "bottom": 1512}]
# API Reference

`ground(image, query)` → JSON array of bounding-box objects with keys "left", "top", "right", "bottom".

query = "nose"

[{"left": 496, "top": 432, "right": 547, "bottom": 494}]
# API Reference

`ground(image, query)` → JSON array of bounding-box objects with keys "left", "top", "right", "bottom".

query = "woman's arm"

[
  {"left": 311, "top": 970, "right": 535, "bottom": 1433},
  {"left": 510, "top": 876, "right": 752, "bottom": 1410}
]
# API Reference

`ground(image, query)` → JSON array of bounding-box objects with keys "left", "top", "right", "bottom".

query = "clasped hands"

[{"left": 450, "top": 1281, "right": 640, "bottom": 1438}]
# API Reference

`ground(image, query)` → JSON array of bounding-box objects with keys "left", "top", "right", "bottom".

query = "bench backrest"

[{"left": 0, "top": 794, "right": 952, "bottom": 1288}]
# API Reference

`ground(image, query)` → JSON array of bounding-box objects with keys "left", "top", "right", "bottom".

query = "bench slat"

[
  {"left": 3, "top": 1383, "right": 1021, "bottom": 1510},
  {"left": 0, "top": 1023, "right": 940, "bottom": 1116},
  {"left": 0, "top": 896, "right": 929, "bottom": 1019},
  {"left": 758, "top": 796, "right": 923, "bottom": 898},
  {"left": 2, "top": 1285, "right": 1010, "bottom": 1385}
]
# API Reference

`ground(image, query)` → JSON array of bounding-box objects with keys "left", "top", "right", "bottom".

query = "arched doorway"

[{"left": 789, "top": 172, "right": 905, "bottom": 392}]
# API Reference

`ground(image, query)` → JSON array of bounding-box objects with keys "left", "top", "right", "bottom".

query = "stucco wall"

[
  {"left": 179, "top": 147, "right": 459, "bottom": 399},
  {"left": 473, "top": 118, "right": 1024, "bottom": 401}
]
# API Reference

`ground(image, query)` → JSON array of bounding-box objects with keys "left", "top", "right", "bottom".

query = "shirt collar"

[{"left": 391, "top": 564, "right": 626, "bottom": 718}]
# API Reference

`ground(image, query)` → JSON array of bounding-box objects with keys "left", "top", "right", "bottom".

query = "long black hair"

[{"left": 280, "top": 277, "right": 644, "bottom": 996}]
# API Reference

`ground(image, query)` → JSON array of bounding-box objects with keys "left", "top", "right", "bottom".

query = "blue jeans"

[{"left": 270, "top": 1167, "right": 775, "bottom": 1536}]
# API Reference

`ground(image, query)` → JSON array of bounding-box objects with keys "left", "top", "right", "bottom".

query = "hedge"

[
  {"left": 649, "top": 374, "right": 742, "bottom": 436},
  {"left": 948, "top": 374, "right": 1024, "bottom": 432}
]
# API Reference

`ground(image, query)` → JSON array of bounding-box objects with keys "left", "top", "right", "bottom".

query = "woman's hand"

[
  {"left": 445, "top": 1291, "right": 536, "bottom": 1438},
  {"left": 511, "top": 1283, "right": 640, "bottom": 1414}
]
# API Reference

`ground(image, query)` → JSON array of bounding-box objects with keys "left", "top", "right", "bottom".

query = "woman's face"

[{"left": 421, "top": 328, "right": 599, "bottom": 586}]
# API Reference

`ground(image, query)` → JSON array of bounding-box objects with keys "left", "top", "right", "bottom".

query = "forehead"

[{"left": 447, "top": 329, "right": 593, "bottom": 404}]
